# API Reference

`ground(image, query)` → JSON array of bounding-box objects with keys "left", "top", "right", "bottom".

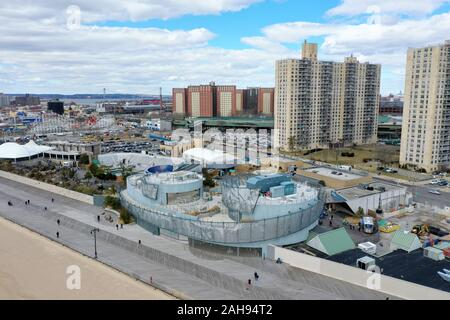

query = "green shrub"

[
  {"left": 119, "top": 208, "right": 132, "bottom": 224},
  {"left": 104, "top": 196, "right": 121, "bottom": 210}
]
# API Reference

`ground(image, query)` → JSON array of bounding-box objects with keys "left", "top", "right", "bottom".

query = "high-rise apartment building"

[
  {"left": 399, "top": 40, "right": 450, "bottom": 172},
  {"left": 0, "top": 93, "right": 11, "bottom": 107},
  {"left": 216, "top": 85, "right": 236, "bottom": 117},
  {"left": 172, "top": 84, "right": 274, "bottom": 117},
  {"left": 275, "top": 41, "right": 381, "bottom": 151},
  {"left": 13, "top": 94, "right": 40, "bottom": 106},
  {"left": 258, "top": 88, "right": 275, "bottom": 116},
  {"left": 379, "top": 93, "right": 404, "bottom": 115},
  {"left": 173, "top": 88, "right": 187, "bottom": 115}
]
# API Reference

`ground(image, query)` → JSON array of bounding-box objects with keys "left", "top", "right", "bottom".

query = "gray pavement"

[
  {"left": 373, "top": 177, "right": 450, "bottom": 209},
  {"left": 0, "top": 176, "right": 396, "bottom": 300}
]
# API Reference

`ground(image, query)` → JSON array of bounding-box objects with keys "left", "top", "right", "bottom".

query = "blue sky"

[
  {"left": 1, "top": 0, "right": 450, "bottom": 94},
  {"left": 94, "top": 0, "right": 340, "bottom": 50}
]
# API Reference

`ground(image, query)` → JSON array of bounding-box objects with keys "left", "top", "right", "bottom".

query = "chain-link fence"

[{"left": 120, "top": 189, "right": 326, "bottom": 245}]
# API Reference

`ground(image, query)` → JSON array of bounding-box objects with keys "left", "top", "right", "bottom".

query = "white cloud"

[
  {"left": 327, "top": 0, "right": 450, "bottom": 17},
  {"left": 0, "top": 0, "right": 262, "bottom": 22},
  {"left": 0, "top": 0, "right": 284, "bottom": 94}
]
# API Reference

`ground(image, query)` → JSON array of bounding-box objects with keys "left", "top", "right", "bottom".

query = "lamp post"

[{"left": 90, "top": 228, "right": 100, "bottom": 259}]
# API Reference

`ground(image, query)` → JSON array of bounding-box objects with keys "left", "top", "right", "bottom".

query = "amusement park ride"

[{"left": 27, "top": 113, "right": 117, "bottom": 135}]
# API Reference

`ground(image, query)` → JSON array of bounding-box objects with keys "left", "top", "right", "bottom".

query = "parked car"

[{"left": 429, "top": 189, "right": 441, "bottom": 195}]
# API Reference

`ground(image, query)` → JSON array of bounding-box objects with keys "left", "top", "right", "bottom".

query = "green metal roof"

[
  {"left": 308, "top": 227, "right": 355, "bottom": 256},
  {"left": 391, "top": 230, "right": 419, "bottom": 251}
]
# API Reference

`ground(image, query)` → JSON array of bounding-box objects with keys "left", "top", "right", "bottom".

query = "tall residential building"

[
  {"left": 257, "top": 88, "right": 275, "bottom": 116},
  {"left": 187, "top": 84, "right": 215, "bottom": 117},
  {"left": 379, "top": 93, "right": 404, "bottom": 115},
  {"left": 13, "top": 94, "right": 40, "bottom": 106},
  {"left": 275, "top": 41, "right": 381, "bottom": 151},
  {"left": 216, "top": 85, "right": 236, "bottom": 117},
  {"left": 172, "top": 88, "right": 187, "bottom": 115},
  {"left": 0, "top": 93, "right": 11, "bottom": 107},
  {"left": 399, "top": 40, "right": 450, "bottom": 172},
  {"left": 172, "top": 84, "right": 274, "bottom": 117},
  {"left": 236, "top": 89, "right": 244, "bottom": 114}
]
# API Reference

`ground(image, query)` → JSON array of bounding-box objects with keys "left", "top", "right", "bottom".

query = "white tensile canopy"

[{"left": 0, "top": 141, "right": 53, "bottom": 160}]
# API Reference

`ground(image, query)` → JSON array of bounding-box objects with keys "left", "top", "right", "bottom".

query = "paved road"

[
  {"left": 373, "top": 177, "right": 450, "bottom": 209},
  {"left": 0, "top": 176, "right": 401, "bottom": 300}
]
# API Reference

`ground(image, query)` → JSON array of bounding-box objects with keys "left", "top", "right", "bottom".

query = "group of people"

[{"left": 246, "top": 272, "right": 260, "bottom": 290}]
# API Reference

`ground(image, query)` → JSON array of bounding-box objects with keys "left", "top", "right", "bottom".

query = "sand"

[{"left": 0, "top": 217, "right": 174, "bottom": 300}]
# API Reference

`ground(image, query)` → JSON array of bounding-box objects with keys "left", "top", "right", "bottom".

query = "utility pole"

[
  {"left": 90, "top": 228, "right": 100, "bottom": 259},
  {"left": 159, "top": 87, "right": 163, "bottom": 111}
]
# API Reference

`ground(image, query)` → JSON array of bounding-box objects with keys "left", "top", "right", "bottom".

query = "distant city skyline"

[{"left": 1, "top": 1, "right": 450, "bottom": 94}]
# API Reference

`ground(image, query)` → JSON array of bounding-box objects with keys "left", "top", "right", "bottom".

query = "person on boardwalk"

[
  {"left": 116, "top": 224, "right": 119, "bottom": 230},
  {"left": 57, "top": 219, "right": 60, "bottom": 226},
  {"left": 56, "top": 231, "right": 59, "bottom": 239},
  {"left": 254, "top": 272, "right": 259, "bottom": 281}
]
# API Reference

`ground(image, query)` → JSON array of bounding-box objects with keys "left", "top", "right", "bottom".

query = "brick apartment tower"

[{"left": 257, "top": 88, "right": 275, "bottom": 116}]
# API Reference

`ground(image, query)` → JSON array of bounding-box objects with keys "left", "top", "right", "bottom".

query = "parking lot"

[{"left": 101, "top": 140, "right": 161, "bottom": 154}]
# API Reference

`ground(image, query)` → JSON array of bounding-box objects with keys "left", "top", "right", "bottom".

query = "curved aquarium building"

[{"left": 121, "top": 170, "right": 325, "bottom": 255}]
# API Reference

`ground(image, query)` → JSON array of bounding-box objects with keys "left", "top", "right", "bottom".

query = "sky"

[{"left": 1, "top": 0, "right": 450, "bottom": 95}]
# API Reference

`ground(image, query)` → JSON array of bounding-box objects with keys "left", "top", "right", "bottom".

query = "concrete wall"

[
  {"left": 267, "top": 245, "right": 450, "bottom": 300},
  {"left": 0, "top": 170, "right": 93, "bottom": 205}
]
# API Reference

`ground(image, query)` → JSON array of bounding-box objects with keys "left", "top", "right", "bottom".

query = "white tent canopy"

[
  {"left": 0, "top": 141, "right": 53, "bottom": 160},
  {"left": 183, "top": 148, "right": 237, "bottom": 166}
]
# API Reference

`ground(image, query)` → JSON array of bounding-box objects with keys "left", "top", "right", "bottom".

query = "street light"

[{"left": 90, "top": 228, "right": 100, "bottom": 259}]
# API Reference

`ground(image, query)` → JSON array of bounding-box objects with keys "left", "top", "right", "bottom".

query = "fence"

[{"left": 120, "top": 189, "right": 325, "bottom": 245}]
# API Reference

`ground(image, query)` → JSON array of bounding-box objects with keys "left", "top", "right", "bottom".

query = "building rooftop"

[
  {"left": 307, "top": 227, "right": 355, "bottom": 256},
  {"left": 328, "top": 248, "right": 450, "bottom": 293},
  {"left": 304, "top": 167, "right": 363, "bottom": 181},
  {"left": 336, "top": 182, "right": 406, "bottom": 201}
]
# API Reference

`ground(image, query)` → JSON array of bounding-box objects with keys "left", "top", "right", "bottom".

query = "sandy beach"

[{"left": 0, "top": 217, "right": 174, "bottom": 300}]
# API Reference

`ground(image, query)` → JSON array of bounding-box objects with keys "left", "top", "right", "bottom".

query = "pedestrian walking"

[
  {"left": 44, "top": 207, "right": 47, "bottom": 211},
  {"left": 116, "top": 224, "right": 119, "bottom": 230},
  {"left": 138, "top": 240, "right": 141, "bottom": 245},
  {"left": 331, "top": 214, "right": 334, "bottom": 220},
  {"left": 254, "top": 272, "right": 259, "bottom": 281},
  {"left": 57, "top": 219, "right": 60, "bottom": 226},
  {"left": 120, "top": 224, "right": 123, "bottom": 229},
  {"left": 97, "top": 215, "right": 100, "bottom": 222},
  {"left": 329, "top": 219, "right": 332, "bottom": 227},
  {"left": 56, "top": 231, "right": 59, "bottom": 239},
  {"left": 51, "top": 198, "right": 54, "bottom": 203}
]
